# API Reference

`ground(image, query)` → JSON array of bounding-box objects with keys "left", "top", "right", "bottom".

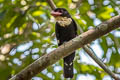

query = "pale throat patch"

[{"left": 55, "top": 16, "right": 72, "bottom": 27}]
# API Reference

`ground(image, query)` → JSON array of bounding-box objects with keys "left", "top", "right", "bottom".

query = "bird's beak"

[{"left": 51, "top": 11, "right": 62, "bottom": 17}]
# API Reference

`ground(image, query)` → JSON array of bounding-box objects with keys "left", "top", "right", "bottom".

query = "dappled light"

[{"left": 0, "top": 0, "right": 120, "bottom": 80}]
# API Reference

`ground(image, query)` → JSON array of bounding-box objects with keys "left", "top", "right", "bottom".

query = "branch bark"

[
  {"left": 10, "top": 15, "right": 120, "bottom": 80},
  {"left": 83, "top": 46, "right": 119, "bottom": 80}
]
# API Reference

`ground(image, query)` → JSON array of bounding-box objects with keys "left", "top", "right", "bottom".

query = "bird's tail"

[{"left": 63, "top": 52, "right": 75, "bottom": 78}]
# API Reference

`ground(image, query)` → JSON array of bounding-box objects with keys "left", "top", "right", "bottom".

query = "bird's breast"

[
  {"left": 55, "top": 16, "right": 72, "bottom": 27},
  {"left": 58, "top": 24, "right": 76, "bottom": 41}
]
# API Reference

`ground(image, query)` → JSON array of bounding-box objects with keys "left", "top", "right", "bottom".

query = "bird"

[{"left": 51, "top": 8, "right": 78, "bottom": 78}]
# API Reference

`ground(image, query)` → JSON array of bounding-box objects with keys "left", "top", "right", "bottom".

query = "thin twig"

[
  {"left": 46, "top": 0, "right": 56, "bottom": 10},
  {"left": 83, "top": 46, "right": 119, "bottom": 80},
  {"left": 76, "top": 0, "right": 83, "bottom": 8}
]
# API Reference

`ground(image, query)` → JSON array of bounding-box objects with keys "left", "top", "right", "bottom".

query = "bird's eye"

[{"left": 64, "top": 11, "right": 67, "bottom": 14}]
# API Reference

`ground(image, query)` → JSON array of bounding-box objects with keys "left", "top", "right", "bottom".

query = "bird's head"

[
  {"left": 51, "top": 8, "right": 71, "bottom": 18},
  {"left": 51, "top": 8, "right": 72, "bottom": 27}
]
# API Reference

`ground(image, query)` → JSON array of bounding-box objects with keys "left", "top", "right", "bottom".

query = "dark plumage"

[{"left": 51, "top": 8, "right": 77, "bottom": 78}]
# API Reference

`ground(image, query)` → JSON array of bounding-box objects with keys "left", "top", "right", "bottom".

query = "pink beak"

[{"left": 51, "top": 11, "right": 62, "bottom": 17}]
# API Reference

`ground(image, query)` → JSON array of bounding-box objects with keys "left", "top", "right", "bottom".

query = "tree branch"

[
  {"left": 77, "top": 18, "right": 119, "bottom": 80},
  {"left": 9, "top": 15, "right": 120, "bottom": 80},
  {"left": 46, "top": 0, "right": 120, "bottom": 79},
  {"left": 46, "top": 0, "right": 56, "bottom": 10},
  {"left": 76, "top": 0, "right": 83, "bottom": 8},
  {"left": 83, "top": 46, "right": 119, "bottom": 80}
]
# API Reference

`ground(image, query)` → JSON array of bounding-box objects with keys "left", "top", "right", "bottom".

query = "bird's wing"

[
  {"left": 55, "top": 23, "right": 61, "bottom": 45},
  {"left": 72, "top": 18, "right": 78, "bottom": 36}
]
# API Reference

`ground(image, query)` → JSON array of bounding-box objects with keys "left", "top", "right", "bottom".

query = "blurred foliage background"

[{"left": 0, "top": 0, "right": 120, "bottom": 80}]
